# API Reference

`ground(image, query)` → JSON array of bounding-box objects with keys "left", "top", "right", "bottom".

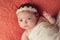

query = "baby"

[{"left": 16, "top": 3, "right": 59, "bottom": 40}]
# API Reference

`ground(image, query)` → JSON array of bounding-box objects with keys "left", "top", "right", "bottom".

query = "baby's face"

[{"left": 17, "top": 11, "right": 37, "bottom": 29}]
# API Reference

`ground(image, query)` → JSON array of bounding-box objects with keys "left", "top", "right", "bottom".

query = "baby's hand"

[{"left": 42, "top": 11, "right": 56, "bottom": 24}]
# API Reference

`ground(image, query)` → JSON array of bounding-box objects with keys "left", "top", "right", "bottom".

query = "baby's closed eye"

[
  {"left": 19, "top": 19, "right": 23, "bottom": 22},
  {"left": 27, "top": 18, "right": 31, "bottom": 20}
]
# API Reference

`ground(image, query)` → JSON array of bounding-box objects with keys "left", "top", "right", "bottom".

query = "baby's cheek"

[
  {"left": 29, "top": 20, "right": 36, "bottom": 25},
  {"left": 29, "top": 20, "right": 33, "bottom": 22},
  {"left": 18, "top": 22, "right": 24, "bottom": 27},
  {"left": 29, "top": 20, "right": 35, "bottom": 23}
]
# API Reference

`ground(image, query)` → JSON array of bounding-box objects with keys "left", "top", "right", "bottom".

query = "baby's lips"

[{"left": 24, "top": 25, "right": 28, "bottom": 27}]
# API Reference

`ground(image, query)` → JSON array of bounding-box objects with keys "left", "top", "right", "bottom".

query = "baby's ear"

[{"left": 35, "top": 13, "right": 39, "bottom": 17}]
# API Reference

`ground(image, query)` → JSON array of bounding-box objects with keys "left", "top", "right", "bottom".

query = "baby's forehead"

[{"left": 17, "top": 11, "right": 34, "bottom": 18}]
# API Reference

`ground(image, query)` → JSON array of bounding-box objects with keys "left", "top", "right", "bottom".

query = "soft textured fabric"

[
  {"left": 29, "top": 22, "right": 59, "bottom": 40},
  {"left": 0, "top": 0, "right": 60, "bottom": 40},
  {"left": 56, "top": 12, "right": 60, "bottom": 30}
]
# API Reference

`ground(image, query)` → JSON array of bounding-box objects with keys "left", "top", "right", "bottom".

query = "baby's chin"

[
  {"left": 23, "top": 26, "right": 34, "bottom": 30},
  {"left": 21, "top": 26, "right": 30, "bottom": 30}
]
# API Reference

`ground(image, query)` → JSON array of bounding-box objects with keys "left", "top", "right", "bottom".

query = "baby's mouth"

[{"left": 24, "top": 25, "right": 28, "bottom": 27}]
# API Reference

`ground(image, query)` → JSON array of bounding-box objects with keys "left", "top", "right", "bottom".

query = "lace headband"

[{"left": 16, "top": 6, "right": 37, "bottom": 14}]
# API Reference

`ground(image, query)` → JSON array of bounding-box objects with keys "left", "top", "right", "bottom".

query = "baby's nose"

[{"left": 24, "top": 20, "right": 27, "bottom": 24}]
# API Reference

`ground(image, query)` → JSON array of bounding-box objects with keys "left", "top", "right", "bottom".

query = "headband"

[{"left": 16, "top": 6, "right": 37, "bottom": 14}]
